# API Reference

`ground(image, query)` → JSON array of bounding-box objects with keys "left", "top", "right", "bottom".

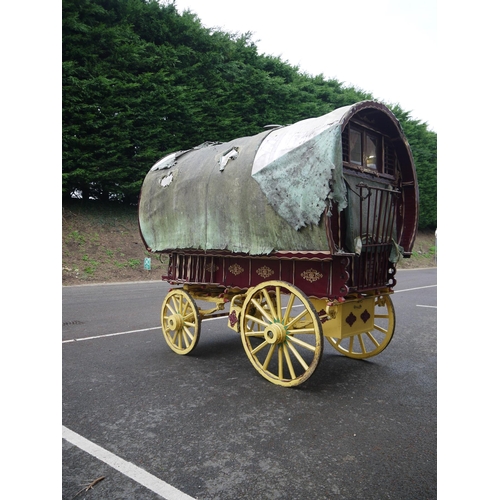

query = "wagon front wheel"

[
  {"left": 327, "top": 294, "right": 395, "bottom": 359},
  {"left": 161, "top": 288, "right": 201, "bottom": 355},
  {"left": 240, "top": 281, "right": 323, "bottom": 387}
]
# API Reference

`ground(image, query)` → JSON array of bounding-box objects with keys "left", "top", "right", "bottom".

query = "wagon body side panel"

[{"left": 165, "top": 252, "right": 350, "bottom": 300}]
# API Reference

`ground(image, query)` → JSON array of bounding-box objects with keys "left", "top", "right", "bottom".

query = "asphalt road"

[{"left": 62, "top": 268, "right": 437, "bottom": 499}]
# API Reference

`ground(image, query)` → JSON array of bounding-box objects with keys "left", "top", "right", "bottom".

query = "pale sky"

[{"left": 171, "top": 0, "right": 437, "bottom": 131}]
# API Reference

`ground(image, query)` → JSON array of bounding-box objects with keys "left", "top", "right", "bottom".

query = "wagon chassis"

[{"left": 160, "top": 253, "right": 397, "bottom": 387}]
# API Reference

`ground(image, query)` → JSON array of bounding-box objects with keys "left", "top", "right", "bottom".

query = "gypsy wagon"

[{"left": 138, "top": 100, "right": 418, "bottom": 387}]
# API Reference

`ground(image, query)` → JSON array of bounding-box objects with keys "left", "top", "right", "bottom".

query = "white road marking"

[
  {"left": 394, "top": 284, "right": 437, "bottom": 293},
  {"left": 63, "top": 315, "right": 227, "bottom": 344},
  {"left": 416, "top": 304, "right": 437, "bottom": 308},
  {"left": 63, "top": 284, "right": 437, "bottom": 343},
  {"left": 62, "top": 327, "right": 160, "bottom": 343},
  {"left": 62, "top": 426, "right": 196, "bottom": 500}
]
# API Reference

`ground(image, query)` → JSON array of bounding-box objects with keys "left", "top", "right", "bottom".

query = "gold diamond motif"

[
  {"left": 256, "top": 266, "right": 274, "bottom": 279},
  {"left": 205, "top": 263, "right": 219, "bottom": 273},
  {"left": 301, "top": 268, "right": 323, "bottom": 283},
  {"left": 228, "top": 263, "right": 244, "bottom": 276}
]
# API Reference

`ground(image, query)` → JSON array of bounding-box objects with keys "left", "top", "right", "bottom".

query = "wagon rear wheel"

[
  {"left": 327, "top": 295, "right": 395, "bottom": 359},
  {"left": 240, "top": 281, "right": 323, "bottom": 387},
  {"left": 161, "top": 289, "right": 201, "bottom": 355}
]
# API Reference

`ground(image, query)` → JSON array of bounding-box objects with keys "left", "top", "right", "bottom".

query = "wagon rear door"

[{"left": 344, "top": 177, "right": 401, "bottom": 291}]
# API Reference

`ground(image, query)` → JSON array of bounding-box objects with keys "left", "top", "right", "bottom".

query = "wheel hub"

[
  {"left": 264, "top": 322, "right": 287, "bottom": 344},
  {"left": 167, "top": 314, "right": 184, "bottom": 332}
]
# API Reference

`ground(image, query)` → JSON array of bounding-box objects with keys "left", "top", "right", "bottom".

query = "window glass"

[
  {"left": 365, "top": 135, "right": 377, "bottom": 169},
  {"left": 349, "top": 129, "right": 362, "bottom": 164}
]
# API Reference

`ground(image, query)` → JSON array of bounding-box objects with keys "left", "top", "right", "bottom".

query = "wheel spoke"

[
  {"left": 275, "top": 287, "right": 282, "bottom": 321},
  {"left": 178, "top": 296, "right": 185, "bottom": 314},
  {"left": 374, "top": 324, "right": 388, "bottom": 334},
  {"left": 245, "top": 332, "right": 265, "bottom": 339},
  {"left": 173, "top": 295, "right": 181, "bottom": 313},
  {"left": 283, "top": 345, "right": 296, "bottom": 379},
  {"left": 365, "top": 331, "right": 380, "bottom": 347},
  {"left": 357, "top": 334, "right": 367, "bottom": 354},
  {"left": 262, "top": 344, "right": 276, "bottom": 370},
  {"left": 262, "top": 289, "right": 278, "bottom": 320},
  {"left": 182, "top": 326, "right": 194, "bottom": 342},
  {"left": 244, "top": 314, "right": 269, "bottom": 329},
  {"left": 183, "top": 310, "right": 194, "bottom": 321},
  {"left": 285, "top": 308, "right": 309, "bottom": 329},
  {"left": 182, "top": 330, "right": 193, "bottom": 348},
  {"left": 251, "top": 319, "right": 264, "bottom": 332},
  {"left": 287, "top": 335, "right": 317, "bottom": 352},
  {"left": 172, "top": 329, "right": 181, "bottom": 347},
  {"left": 251, "top": 340, "right": 268, "bottom": 355},
  {"left": 282, "top": 293, "right": 295, "bottom": 324},
  {"left": 286, "top": 342, "right": 309, "bottom": 371},
  {"left": 287, "top": 327, "right": 316, "bottom": 335},
  {"left": 251, "top": 298, "right": 274, "bottom": 324},
  {"left": 181, "top": 298, "right": 189, "bottom": 316}
]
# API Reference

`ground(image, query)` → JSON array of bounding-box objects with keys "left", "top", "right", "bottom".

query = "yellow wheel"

[
  {"left": 161, "top": 289, "right": 201, "bottom": 355},
  {"left": 327, "top": 295, "right": 395, "bottom": 359},
  {"left": 240, "top": 281, "right": 323, "bottom": 387}
]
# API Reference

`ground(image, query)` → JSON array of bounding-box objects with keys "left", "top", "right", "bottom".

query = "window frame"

[{"left": 343, "top": 122, "right": 396, "bottom": 179}]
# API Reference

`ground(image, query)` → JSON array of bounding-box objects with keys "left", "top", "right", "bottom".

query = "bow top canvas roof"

[{"left": 138, "top": 101, "right": 415, "bottom": 255}]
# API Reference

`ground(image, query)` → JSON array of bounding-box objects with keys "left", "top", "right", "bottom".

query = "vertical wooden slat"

[{"left": 351, "top": 183, "right": 399, "bottom": 291}]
